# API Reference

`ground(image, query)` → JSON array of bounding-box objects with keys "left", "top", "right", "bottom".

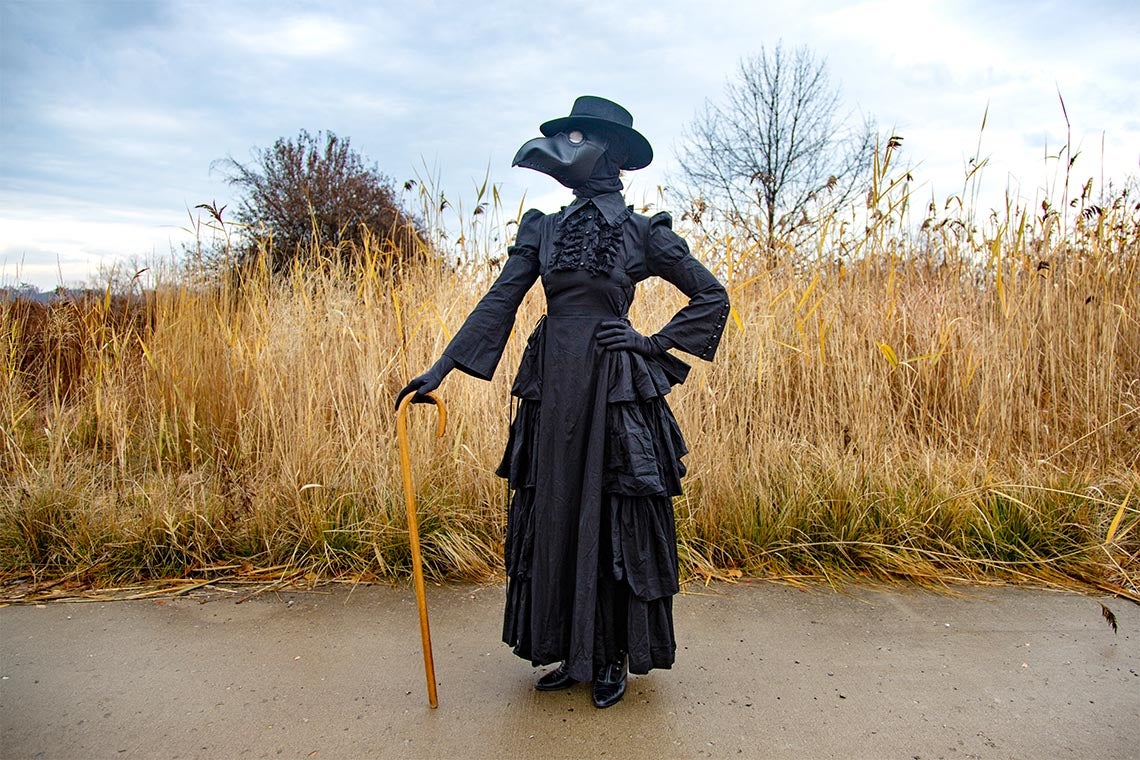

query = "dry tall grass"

[{"left": 2, "top": 148, "right": 1137, "bottom": 596}]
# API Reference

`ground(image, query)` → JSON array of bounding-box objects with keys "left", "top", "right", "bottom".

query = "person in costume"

[{"left": 396, "top": 96, "right": 729, "bottom": 708}]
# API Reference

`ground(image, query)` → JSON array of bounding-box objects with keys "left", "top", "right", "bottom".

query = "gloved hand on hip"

[
  {"left": 395, "top": 355, "right": 456, "bottom": 410},
  {"left": 596, "top": 321, "right": 665, "bottom": 356}
]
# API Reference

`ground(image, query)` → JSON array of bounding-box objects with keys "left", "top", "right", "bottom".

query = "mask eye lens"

[{"left": 567, "top": 130, "right": 584, "bottom": 145}]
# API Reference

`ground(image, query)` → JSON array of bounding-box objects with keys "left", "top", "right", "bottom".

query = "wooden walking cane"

[{"left": 396, "top": 391, "right": 447, "bottom": 709}]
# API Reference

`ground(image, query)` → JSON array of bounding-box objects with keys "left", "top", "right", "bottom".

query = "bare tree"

[
  {"left": 215, "top": 130, "right": 422, "bottom": 274},
  {"left": 675, "top": 43, "right": 875, "bottom": 260}
]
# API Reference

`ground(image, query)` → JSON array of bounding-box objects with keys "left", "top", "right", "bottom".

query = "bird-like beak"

[{"left": 512, "top": 133, "right": 606, "bottom": 189}]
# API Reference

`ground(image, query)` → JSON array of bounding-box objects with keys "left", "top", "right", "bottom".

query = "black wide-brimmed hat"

[{"left": 539, "top": 96, "right": 653, "bottom": 170}]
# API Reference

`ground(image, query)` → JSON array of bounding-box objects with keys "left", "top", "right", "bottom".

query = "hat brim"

[{"left": 539, "top": 116, "right": 653, "bottom": 171}]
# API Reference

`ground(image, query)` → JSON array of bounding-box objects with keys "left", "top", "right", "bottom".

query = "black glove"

[
  {"left": 395, "top": 355, "right": 456, "bottom": 410},
  {"left": 596, "top": 320, "right": 665, "bottom": 356}
]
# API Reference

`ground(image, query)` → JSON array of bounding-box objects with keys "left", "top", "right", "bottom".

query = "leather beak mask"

[{"left": 512, "top": 130, "right": 610, "bottom": 189}]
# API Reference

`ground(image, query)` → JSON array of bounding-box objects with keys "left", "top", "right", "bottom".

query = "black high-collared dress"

[{"left": 442, "top": 191, "right": 729, "bottom": 682}]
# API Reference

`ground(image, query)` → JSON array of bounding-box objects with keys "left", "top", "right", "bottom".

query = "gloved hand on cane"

[{"left": 395, "top": 355, "right": 456, "bottom": 410}]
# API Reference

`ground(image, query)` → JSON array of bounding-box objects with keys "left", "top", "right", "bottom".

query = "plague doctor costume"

[{"left": 397, "top": 96, "right": 729, "bottom": 708}]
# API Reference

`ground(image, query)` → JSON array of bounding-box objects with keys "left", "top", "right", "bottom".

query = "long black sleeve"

[
  {"left": 646, "top": 212, "right": 730, "bottom": 361},
  {"left": 441, "top": 209, "right": 543, "bottom": 380}
]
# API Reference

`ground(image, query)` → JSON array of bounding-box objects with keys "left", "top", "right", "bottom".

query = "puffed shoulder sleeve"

[
  {"left": 511, "top": 207, "right": 543, "bottom": 254},
  {"left": 441, "top": 209, "right": 543, "bottom": 380},
  {"left": 646, "top": 212, "right": 730, "bottom": 362}
]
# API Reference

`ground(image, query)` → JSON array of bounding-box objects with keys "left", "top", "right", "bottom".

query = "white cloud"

[
  {"left": 227, "top": 14, "right": 360, "bottom": 59},
  {"left": 44, "top": 103, "right": 191, "bottom": 136},
  {"left": 0, "top": 204, "right": 189, "bottom": 289}
]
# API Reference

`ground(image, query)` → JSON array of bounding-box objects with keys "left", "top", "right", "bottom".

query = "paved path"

[{"left": 1, "top": 582, "right": 1137, "bottom": 759}]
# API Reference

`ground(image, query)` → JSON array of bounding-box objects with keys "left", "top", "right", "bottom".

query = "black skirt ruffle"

[
  {"left": 503, "top": 488, "right": 679, "bottom": 674},
  {"left": 500, "top": 344, "right": 687, "bottom": 673}
]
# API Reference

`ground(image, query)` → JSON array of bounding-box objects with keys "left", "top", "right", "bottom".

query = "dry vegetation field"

[{"left": 2, "top": 150, "right": 1138, "bottom": 598}]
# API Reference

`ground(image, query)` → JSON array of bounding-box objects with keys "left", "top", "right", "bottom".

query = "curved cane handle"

[{"left": 396, "top": 391, "right": 447, "bottom": 437}]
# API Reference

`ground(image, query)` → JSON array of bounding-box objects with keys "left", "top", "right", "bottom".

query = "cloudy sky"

[{"left": 2, "top": 0, "right": 1137, "bottom": 289}]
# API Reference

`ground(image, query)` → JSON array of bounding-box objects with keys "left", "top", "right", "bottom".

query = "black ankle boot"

[
  {"left": 535, "top": 662, "right": 577, "bottom": 691},
  {"left": 591, "top": 653, "right": 627, "bottom": 708}
]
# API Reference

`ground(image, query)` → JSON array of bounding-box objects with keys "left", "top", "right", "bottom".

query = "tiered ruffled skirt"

[{"left": 498, "top": 327, "right": 689, "bottom": 675}]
